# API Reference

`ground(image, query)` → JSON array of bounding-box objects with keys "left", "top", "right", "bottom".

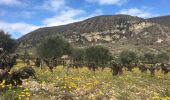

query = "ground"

[{"left": 0, "top": 60, "right": 170, "bottom": 100}]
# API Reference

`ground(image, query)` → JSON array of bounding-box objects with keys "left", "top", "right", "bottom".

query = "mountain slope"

[
  {"left": 18, "top": 15, "right": 170, "bottom": 53},
  {"left": 148, "top": 15, "right": 170, "bottom": 27},
  {"left": 18, "top": 15, "right": 144, "bottom": 45}
]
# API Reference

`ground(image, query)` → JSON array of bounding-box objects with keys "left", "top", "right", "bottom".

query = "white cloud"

[
  {"left": 0, "top": 8, "right": 97, "bottom": 38},
  {"left": 0, "top": 10, "right": 34, "bottom": 18},
  {"left": 0, "top": 21, "right": 41, "bottom": 36},
  {"left": 42, "top": 0, "right": 104, "bottom": 26},
  {"left": 43, "top": 9, "right": 103, "bottom": 26},
  {"left": 43, "top": 9, "right": 86, "bottom": 26},
  {"left": 42, "top": 0, "right": 68, "bottom": 11},
  {"left": 116, "top": 8, "right": 158, "bottom": 18},
  {"left": 86, "top": 0, "right": 126, "bottom": 5},
  {"left": 0, "top": 0, "right": 22, "bottom": 5},
  {"left": 42, "top": 0, "right": 104, "bottom": 27},
  {"left": 0, "top": 0, "right": 105, "bottom": 38}
]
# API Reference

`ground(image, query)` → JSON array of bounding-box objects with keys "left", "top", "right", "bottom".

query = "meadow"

[{"left": 0, "top": 60, "right": 170, "bottom": 100}]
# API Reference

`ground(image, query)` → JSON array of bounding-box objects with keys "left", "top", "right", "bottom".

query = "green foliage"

[
  {"left": 159, "top": 89, "right": 170, "bottom": 97},
  {"left": 37, "top": 36, "right": 71, "bottom": 58},
  {"left": 23, "top": 50, "right": 30, "bottom": 59},
  {"left": 0, "top": 31, "right": 17, "bottom": 53},
  {"left": 143, "top": 52, "right": 158, "bottom": 64},
  {"left": 157, "top": 52, "right": 169, "bottom": 63},
  {"left": 71, "top": 48, "right": 85, "bottom": 62},
  {"left": 85, "top": 46, "right": 113, "bottom": 65},
  {"left": 0, "top": 80, "right": 30, "bottom": 100},
  {"left": 119, "top": 50, "right": 137, "bottom": 64},
  {"left": 0, "top": 87, "right": 23, "bottom": 100}
]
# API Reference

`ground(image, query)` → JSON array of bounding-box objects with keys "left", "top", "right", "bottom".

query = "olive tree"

[
  {"left": 119, "top": 50, "right": 137, "bottom": 64},
  {"left": 157, "top": 52, "right": 170, "bottom": 74},
  {"left": 85, "top": 46, "right": 113, "bottom": 65},
  {"left": 71, "top": 48, "right": 85, "bottom": 62},
  {"left": 85, "top": 46, "right": 113, "bottom": 72},
  {"left": 143, "top": 53, "right": 158, "bottom": 64},
  {"left": 119, "top": 50, "right": 137, "bottom": 71},
  {"left": 157, "top": 52, "right": 169, "bottom": 64},
  {"left": 0, "top": 31, "right": 17, "bottom": 53},
  {"left": 37, "top": 36, "right": 71, "bottom": 59},
  {"left": 143, "top": 52, "right": 158, "bottom": 76}
]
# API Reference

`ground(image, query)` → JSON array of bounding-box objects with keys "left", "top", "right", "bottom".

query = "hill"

[
  {"left": 148, "top": 15, "right": 170, "bottom": 27},
  {"left": 18, "top": 15, "right": 170, "bottom": 54}
]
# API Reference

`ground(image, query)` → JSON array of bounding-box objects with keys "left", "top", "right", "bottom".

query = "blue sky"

[{"left": 0, "top": 0, "right": 169, "bottom": 39}]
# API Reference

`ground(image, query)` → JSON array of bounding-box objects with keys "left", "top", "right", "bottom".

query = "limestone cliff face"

[{"left": 18, "top": 15, "right": 170, "bottom": 52}]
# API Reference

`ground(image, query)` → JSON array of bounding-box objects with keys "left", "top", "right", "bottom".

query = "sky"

[{"left": 0, "top": 0, "right": 169, "bottom": 39}]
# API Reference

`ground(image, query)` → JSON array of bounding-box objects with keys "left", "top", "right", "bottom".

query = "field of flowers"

[{"left": 1, "top": 61, "right": 170, "bottom": 100}]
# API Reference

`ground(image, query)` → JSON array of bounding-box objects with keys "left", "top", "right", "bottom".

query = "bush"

[
  {"left": 85, "top": 46, "right": 113, "bottom": 65},
  {"left": 143, "top": 52, "right": 158, "bottom": 64},
  {"left": 71, "top": 48, "right": 85, "bottom": 62},
  {"left": 0, "top": 80, "right": 30, "bottom": 100},
  {"left": 37, "top": 36, "right": 72, "bottom": 58},
  {"left": 157, "top": 52, "right": 169, "bottom": 63},
  {"left": 0, "top": 31, "right": 17, "bottom": 53},
  {"left": 119, "top": 50, "right": 137, "bottom": 64}
]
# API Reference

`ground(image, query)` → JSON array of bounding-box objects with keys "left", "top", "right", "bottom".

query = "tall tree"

[
  {"left": 119, "top": 50, "right": 137, "bottom": 65},
  {"left": 142, "top": 52, "right": 158, "bottom": 76},
  {"left": 157, "top": 52, "right": 169, "bottom": 64},
  {"left": 143, "top": 53, "right": 158, "bottom": 64},
  {"left": 119, "top": 50, "right": 137, "bottom": 71},
  {"left": 37, "top": 36, "right": 71, "bottom": 58},
  {"left": 85, "top": 46, "right": 113, "bottom": 65},
  {"left": 0, "top": 31, "right": 17, "bottom": 53},
  {"left": 71, "top": 48, "right": 85, "bottom": 62}
]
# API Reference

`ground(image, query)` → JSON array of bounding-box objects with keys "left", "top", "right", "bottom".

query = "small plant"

[
  {"left": 0, "top": 80, "right": 31, "bottom": 100},
  {"left": 159, "top": 89, "right": 170, "bottom": 97}
]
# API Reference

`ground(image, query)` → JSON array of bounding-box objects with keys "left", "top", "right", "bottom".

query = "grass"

[
  {"left": 0, "top": 83, "right": 30, "bottom": 100},
  {"left": 1, "top": 60, "right": 170, "bottom": 100}
]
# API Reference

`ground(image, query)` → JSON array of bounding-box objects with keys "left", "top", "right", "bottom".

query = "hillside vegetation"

[{"left": 18, "top": 15, "right": 170, "bottom": 55}]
